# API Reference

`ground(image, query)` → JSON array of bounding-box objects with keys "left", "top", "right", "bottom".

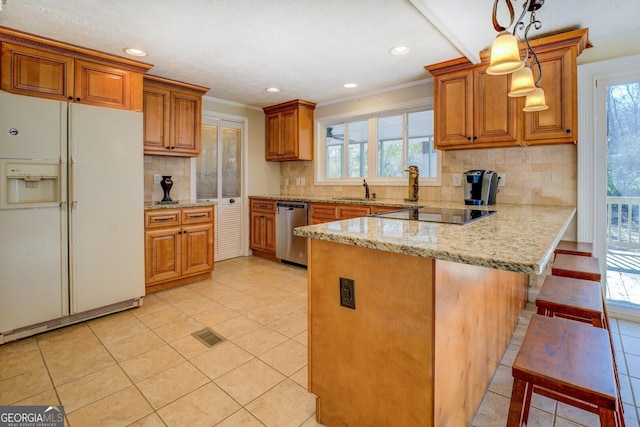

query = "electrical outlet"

[
  {"left": 498, "top": 173, "right": 506, "bottom": 187},
  {"left": 284, "top": 178, "right": 290, "bottom": 186},
  {"left": 339, "top": 277, "right": 356, "bottom": 309},
  {"left": 300, "top": 177, "right": 305, "bottom": 186},
  {"left": 452, "top": 173, "right": 462, "bottom": 187},
  {"left": 154, "top": 174, "right": 162, "bottom": 184},
  {"left": 295, "top": 178, "right": 301, "bottom": 186}
]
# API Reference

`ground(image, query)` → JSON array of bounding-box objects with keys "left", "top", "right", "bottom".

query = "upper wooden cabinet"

[
  {"left": 143, "top": 75, "right": 209, "bottom": 157},
  {"left": 0, "top": 27, "right": 152, "bottom": 110},
  {"left": 425, "top": 29, "right": 588, "bottom": 150},
  {"left": 263, "top": 99, "right": 316, "bottom": 161}
]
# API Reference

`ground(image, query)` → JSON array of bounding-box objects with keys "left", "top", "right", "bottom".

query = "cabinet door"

[
  {"left": 250, "top": 212, "right": 266, "bottom": 250},
  {"left": 171, "top": 90, "right": 201, "bottom": 156},
  {"left": 280, "top": 108, "right": 299, "bottom": 160},
  {"left": 181, "top": 223, "right": 214, "bottom": 276},
  {"left": 145, "top": 227, "right": 182, "bottom": 285},
  {"left": 265, "top": 112, "right": 282, "bottom": 160},
  {"left": 74, "top": 60, "right": 131, "bottom": 109},
  {"left": 1, "top": 42, "right": 74, "bottom": 101},
  {"left": 434, "top": 69, "right": 474, "bottom": 148},
  {"left": 523, "top": 48, "right": 576, "bottom": 143},
  {"left": 143, "top": 85, "right": 171, "bottom": 153},
  {"left": 262, "top": 213, "right": 276, "bottom": 253},
  {"left": 474, "top": 66, "right": 517, "bottom": 144}
]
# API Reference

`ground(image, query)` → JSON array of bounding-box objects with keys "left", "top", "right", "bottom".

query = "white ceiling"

[{"left": 1, "top": 0, "right": 639, "bottom": 108}]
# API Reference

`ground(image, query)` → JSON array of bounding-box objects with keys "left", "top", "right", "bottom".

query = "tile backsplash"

[
  {"left": 143, "top": 155, "right": 191, "bottom": 202},
  {"left": 280, "top": 144, "right": 577, "bottom": 207}
]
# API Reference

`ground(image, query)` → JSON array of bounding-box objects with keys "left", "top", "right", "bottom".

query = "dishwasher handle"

[{"left": 276, "top": 201, "right": 308, "bottom": 210}]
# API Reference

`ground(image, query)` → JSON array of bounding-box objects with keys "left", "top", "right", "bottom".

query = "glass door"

[
  {"left": 600, "top": 78, "right": 640, "bottom": 312},
  {"left": 197, "top": 119, "right": 244, "bottom": 261}
]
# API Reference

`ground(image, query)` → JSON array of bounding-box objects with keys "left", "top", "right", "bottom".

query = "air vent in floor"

[{"left": 192, "top": 327, "right": 226, "bottom": 348}]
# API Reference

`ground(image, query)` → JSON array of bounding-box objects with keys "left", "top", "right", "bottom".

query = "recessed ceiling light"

[
  {"left": 265, "top": 87, "right": 280, "bottom": 93},
  {"left": 390, "top": 46, "right": 410, "bottom": 55},
  {"left": 343, "top": 83, "right": 358, "bottom": 89},
  {"left": 123, "top": 48, "right": 147, "bottom": 57}
]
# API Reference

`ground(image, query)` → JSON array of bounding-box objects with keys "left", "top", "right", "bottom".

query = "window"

[{"left": 317, "top": 106, "right": 438, "bottom": 186}]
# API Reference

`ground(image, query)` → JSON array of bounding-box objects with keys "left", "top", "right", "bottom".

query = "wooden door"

[
  {"left": 523, "top": 48, "right": 576, "bottom": 143},
  {"left": 181, "top": 223, "right": 214, "bottom": 276},
  {"left": 265, "top": 112, "right": 282, "bottom": 160},
  {"left": 74, "top": 60, "right": 131, "bottom": 109},
  {"left": 145, "top": 227, "right": 182, "bottom": 284},
  {"left": 1, "top": 42, "right": 74, "bottom": 101},
  {"left": 143, "top": 85, "right": 171, "bottom": 153},
  {"left": 262, "top": 213, "right": 276, "bottom": 253},
  {"left": 434, "top": 69, "right": 474, "bottom": 148},
  {"left": 280, "top": 108, "right": 299, "bottom": 159},
  {"left": 474, "top": 66, "right": 518, "bottom": 144},
  {"left": 171, "top": 90, "right": 201, "bottom": 155}
]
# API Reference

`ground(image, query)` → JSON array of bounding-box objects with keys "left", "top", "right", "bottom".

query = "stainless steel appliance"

[
  {"left": 0, "top": 91, "right": 144, "bottom": 344},
  {"left": 464, "top": 169, "right": 499, "bottom": 205},
  {"left": 369, "top": 206, "right": 497, "bottom": 224},
  {"left": 276, "top": 201, "right": 308, "bottom": 266}
]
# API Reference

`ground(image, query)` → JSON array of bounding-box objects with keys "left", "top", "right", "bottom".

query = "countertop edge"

[{"left": 144, "top": 200, "right": 217, "bottom": 210}]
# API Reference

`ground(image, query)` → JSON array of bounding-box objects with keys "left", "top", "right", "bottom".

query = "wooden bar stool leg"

[{"left": 507, "top": 378, "right": 528, "bottom": 426}]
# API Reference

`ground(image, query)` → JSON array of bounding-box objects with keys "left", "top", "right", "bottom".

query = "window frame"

[{"left": 314, "top": 99, "right": 441, "bottom": 187}]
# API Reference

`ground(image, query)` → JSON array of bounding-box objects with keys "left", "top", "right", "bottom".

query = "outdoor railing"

[{"left": 607, "top": 197, "right": 640, "bottom": 249}]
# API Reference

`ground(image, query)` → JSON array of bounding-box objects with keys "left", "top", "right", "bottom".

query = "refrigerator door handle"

[{"left": 69, "top": 155, "right": 78, "bottom": 205}]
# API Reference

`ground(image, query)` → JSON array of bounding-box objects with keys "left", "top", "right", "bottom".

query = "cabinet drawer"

[
  {"left": 339, "top": 206, "right": 371, "bottom": 219},
  {"left": 182, "top": 207, "right": 214, "bottom": 224},
  {"left": 310, "top": 204, "right": 339, "bottom": 221},
  {"left": 145, "top": 209, "right": 181, "bottom": 228},
  {"left": 251, "top": 199, "right": 276, "bottom": 213}
]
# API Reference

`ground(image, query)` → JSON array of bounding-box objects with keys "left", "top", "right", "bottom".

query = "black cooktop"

[{"left": 370, "top": 207, "right": 497, "bottom": 225}]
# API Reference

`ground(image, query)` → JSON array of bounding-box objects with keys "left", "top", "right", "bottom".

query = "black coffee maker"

[{"left": 464, "top": 170, "right": 499, "bottom": 205}]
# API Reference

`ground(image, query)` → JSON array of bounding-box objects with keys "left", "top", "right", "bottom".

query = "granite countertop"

[
  {"left": 144, "top": 200, "right": 217, "bottom": 210},
  {"left": 294, "top": 201, "right": 576, "bottom": 275},
  {"left": 249, "top": 194, "right": 422, "bottom": 208}
]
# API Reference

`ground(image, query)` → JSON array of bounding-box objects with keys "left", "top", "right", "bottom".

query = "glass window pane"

[
  {"left": 197, "top": 124, "right": 218, "bottom": 199},
  {"left": 407, "top": 110, "right": 436, "bottom": 177},
  {"left": 326, "top": 123, "right": 344, "bottom": 178},
  {"left": 377, "top": 115, "right": 403, "bottom": 177},
  {"left": 347, "top": 120, "right": 367, "bottom": 177},
  {"left": 221, "top": 127, "right": 241, "bottom": 198}
]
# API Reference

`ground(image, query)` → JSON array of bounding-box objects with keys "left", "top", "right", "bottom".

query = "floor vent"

[{"left": 192, "top": 328, "right": 226, "bottom": 348}]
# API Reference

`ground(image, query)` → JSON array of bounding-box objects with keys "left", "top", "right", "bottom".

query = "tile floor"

[{"left": 0, "top": 255, "right": 638, "bottom": 426}]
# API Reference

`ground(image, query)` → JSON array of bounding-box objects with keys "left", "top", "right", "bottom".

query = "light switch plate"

[
  {"left": 498, "top": 173, "right": 506, "bottom": 187},
  {"left": 452, "top": 173, "right": 462, "bottom": 187},
  {"left": 154, "top": 174, "right": 162, "bottom": 184}
]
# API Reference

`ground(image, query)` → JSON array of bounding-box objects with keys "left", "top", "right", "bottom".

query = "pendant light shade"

[
  {"left": 486, "top": 31, "right": 524, "bottom": 75},
  {"left": 523, "top": 87, "right": 549, "bottom": 111},
  {"left": 508, "top": 64, "right": 537, "bottom": 97}
]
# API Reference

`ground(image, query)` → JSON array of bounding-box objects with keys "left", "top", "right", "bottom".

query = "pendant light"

[
  {"left": 523, "top": 87, "right": 549, "bottom": 111},
  {"left": 508, "top": 64, "right": 536, "bottom": 96},
  {"left": 487, "top": 31, "right": 524, "bottom": 75}
]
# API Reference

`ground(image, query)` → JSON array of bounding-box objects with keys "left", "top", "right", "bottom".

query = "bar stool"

[
  {"left": 536, "top": 275, "right": 606, "bottom": 327},
  {"left": 554, "top": 240, "right": 593, "bottom": 257},
  {"left": 552, "top": 253, "right": 602, "bottom": 281},
  {"left": 507, "top": 315, "right": 623, "bottom": 426}
]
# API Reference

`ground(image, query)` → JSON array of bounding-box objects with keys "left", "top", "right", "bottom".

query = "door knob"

[{"left": 229, "top": 199, "right": 235, "bottom": 204}]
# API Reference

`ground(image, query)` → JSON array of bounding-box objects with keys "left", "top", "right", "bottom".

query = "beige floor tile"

[
  {"left": 14, "top": 388, "right": 59, "bottom": 406},
  {"left": 135, "top": 305, "right": 190, "bottom": 330},
  {"left": 259, "top": 339, "right": 307, "bottom": 376},
  {"left": 44, "top": 343, "right": 116, "bottom": 386},
  {"left": 35, "top": 323, "right": 94, "bottom": 347},
  {"left": 128, "top": 412, "right": 167, "bottom": 427},
  {"left": 290, "top": 366, "right": 308, "bottom": 389},
  {"left": 131, "top": 294, "right": 172, "bottom": 317},
  {"left": 105, "top": 330, "right": 165, "bottom": 362},
  {"left": 233, "top": 327, "right": 289, "bottom": 356},
  {"left": 172, "top": 294, "right": 217, "bottom": 315},
  {"left": 0, "top": 366, "right": 52, "bottom": 404},
  {"left": 470, "top": 391, "right": 510, "bottom": 427},
  {"left": 192, "top": 304, "right": 240, "bottom": 327},
  {"left": 212, "top": 315, "right": 262, "bottom": 340},
  {"left": 191, "top": 342, "right": 254, "bottom": 380},
  {"left": 0, "top": 348, "right": 44, "bottom": 380},
  {"left": 293, "top": 330, "right": 308, "bottom": 347},
  {"left": 215, "top": 358, "right": 286, "bottom": 405},
  {"left": 487, "top": 364, "right": 514, "bottom": 398},
  {"left": 119, "top": 345, "right": 184, "bottom": 383},
  {"left": 155, "top": 286, "right": 202, "bottom": 304},
  {"left": 246, "top": 379, "right": 316, "bottom": 427},
  {"left": 66, "top": 385, "right": 153, "bottom": 427},
  {"left": 137, "top": 361, "right": 209, "bottom": 409},
  {"left": 268, "top": 310, "right": 307, "bottom": 338},
  {"left": 88, "top": 311, "right": 150, "bottom": 345},
  {"left": 56, "top": 364, "right": 131, "bottom": 413},
  {"left": 299, "top": 414, "right": 325, "bottom": 427},
  {"left": 0, "top": 337, "right": 38, "bottom": 357},
  {"left": 153, "top": 316, "right": 204, "bottom": 343},
  {"left": 157, "top": 382, "right": 240, "bottom": 427},
  {"left": 556, "top": 402, "right": 600, "bottom": 426},
  {"left": 215, "top": 409, "right": 265, "bottom": 426},
  {"left": 170, "top": 334, "right": 217, "bottom": 359}
]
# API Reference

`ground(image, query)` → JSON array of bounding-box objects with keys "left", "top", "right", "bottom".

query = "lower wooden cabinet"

[
  {"left": 250, "top": 199, "right": 277, "bottom": 260},
  {"left": 144, "top": 206, "right": 214, "bottom": 294}
]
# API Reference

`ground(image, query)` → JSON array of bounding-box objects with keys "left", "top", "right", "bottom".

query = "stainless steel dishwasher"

[{"left": 276, "top": 201, "right": 308, "bottom": 266}]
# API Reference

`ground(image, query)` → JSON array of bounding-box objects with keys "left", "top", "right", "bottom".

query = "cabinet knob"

[
  {"left": 566, "top": 129, "right": 572, "bottom": 134},
  {"left": 473, "top": 136, "right": 478, "bottom": 140},
  {"left": 68, "top": 96, "right": 73, "bottom": 100},
  {"left": 467, "top": 136, "right": 471, "bottom": 141},
  {"left": 165, "top": 146, "right": 171, "bottom": 150},
  {"left": 76, "top": 97, "right": 81, "bottom": 101}
]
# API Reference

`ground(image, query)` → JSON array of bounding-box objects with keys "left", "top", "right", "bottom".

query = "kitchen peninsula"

[{"left": 294, "top": 202, "right": 575, "bottom": 426}]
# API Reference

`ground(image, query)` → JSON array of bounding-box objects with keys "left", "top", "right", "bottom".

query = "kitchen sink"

[{"left": 330, "top": 196, "right": 373, "bottom": 201}]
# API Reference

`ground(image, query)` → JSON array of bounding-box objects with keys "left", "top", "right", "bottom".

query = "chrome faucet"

[{"left": 363, "top": 179, "right": 370, "bottom": 199}]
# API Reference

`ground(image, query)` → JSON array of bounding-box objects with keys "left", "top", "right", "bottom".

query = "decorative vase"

[{"left": 160, "top": 176, "right": 173, "bottom": 202}]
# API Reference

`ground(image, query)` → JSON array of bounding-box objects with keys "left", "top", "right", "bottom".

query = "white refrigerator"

[{"left": 0, "top": 91, "right": 144, "bottom": 343}]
